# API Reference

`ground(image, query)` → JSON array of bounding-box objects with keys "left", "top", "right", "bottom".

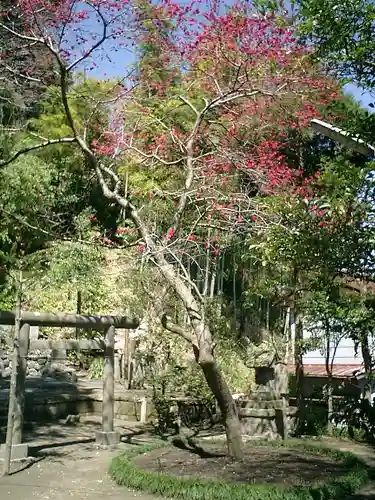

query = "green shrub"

[
  {"left": 109, "top": 440, "right": 368, "bottom": 500},
  {"left": 87, "top": 357, "right": 104, "bottom": 379},
  {"left": 332, "top": 395, "right": 375, "bottom": 443}
]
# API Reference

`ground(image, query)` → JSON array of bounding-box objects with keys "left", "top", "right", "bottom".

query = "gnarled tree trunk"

[
  {"left": 194, "top": 339, "right": 243, "bottom": 460},
  {"left": 157, "top": 257, "right": 244, "bottom": 460}
]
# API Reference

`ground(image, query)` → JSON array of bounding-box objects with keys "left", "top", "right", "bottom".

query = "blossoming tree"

[{"left": 0, "top": 0, "right": 338, "bottom": 458}]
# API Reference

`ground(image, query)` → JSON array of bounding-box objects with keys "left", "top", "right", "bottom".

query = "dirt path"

[{"left": 0, "top": 419, "right": 157, "bottom": 500}]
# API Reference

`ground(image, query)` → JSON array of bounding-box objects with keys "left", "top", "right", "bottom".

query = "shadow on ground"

[
  {"left": 4, "top": 417, "right": 151, "bottom": 478},
  {"left": 171, "top": 436, "right": 225, "bottom": 458},
  {"left": 0, "top": 376, "right": 99, "bottom": 443}
]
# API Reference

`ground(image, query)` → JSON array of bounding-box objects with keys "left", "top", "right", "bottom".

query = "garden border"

[{"left": 109, "top": 438, "right": 369, "bottom": 500}]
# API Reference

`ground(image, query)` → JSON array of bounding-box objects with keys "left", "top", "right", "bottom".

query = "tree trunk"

[
  {"left": 361, "top": 334, "right": 372, "bottom": 403},
  {"left": 325, "top": 330, "right": 333, "bottom": 436},
  {"left": 195, "top": 341, "right": 243, "bottom": 460},
  {"left": 326, "top": 377, "right": 333, "bottom": 435},
  {"left": 293, "top": 309, "right": 305, "bottom": 436}
]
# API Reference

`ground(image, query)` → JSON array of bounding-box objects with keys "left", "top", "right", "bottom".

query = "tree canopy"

[{"left": 1, "top": 0, "right": 375, "bottom": 454}]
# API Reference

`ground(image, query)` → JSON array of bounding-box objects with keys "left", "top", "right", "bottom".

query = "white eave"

[{"left": 311, "top": 119, "right": 375, "bottom": 157}]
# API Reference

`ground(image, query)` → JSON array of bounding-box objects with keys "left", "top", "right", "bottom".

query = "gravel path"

[{"left": 0, "top": 419, "right": 157, "bottom": 500}]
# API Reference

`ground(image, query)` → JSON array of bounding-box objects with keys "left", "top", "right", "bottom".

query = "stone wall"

[
  {"left": 0, "top": 348, "right": 54, "bottom": 379},
  {"left": 0, "top": 323, "right": 80, "bottom": 382},
  {"left": 238, "top": 395, "right": 297, "bottom": 439}
]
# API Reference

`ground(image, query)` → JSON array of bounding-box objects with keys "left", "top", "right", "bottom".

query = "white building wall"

[{"left": 302, "top": 329, "right": 363, "bottom": 366}]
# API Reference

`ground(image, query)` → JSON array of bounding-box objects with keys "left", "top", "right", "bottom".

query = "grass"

[{"left": 109, "top": 439, "right": 369, "bottom": 500}]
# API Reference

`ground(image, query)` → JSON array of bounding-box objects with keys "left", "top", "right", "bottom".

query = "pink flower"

[{"left": 166, "top": 227, "right": 176, "bottom": 239}]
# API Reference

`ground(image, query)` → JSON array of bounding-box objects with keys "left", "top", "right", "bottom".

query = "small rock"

[{"left": 64, "top": 414, "right": 80, "bottom": 425}]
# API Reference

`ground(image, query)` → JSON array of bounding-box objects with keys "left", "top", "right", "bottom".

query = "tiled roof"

[{"left": 286, "top": 364, "right": 364, "bottom": 378}]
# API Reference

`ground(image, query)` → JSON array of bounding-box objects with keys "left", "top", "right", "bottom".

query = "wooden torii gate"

[{"left": 0, "top": 310, "right": 139, "bottom": 468}]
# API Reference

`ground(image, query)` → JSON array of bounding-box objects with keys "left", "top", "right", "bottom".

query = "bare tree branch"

[
  {"left": 161, "top": 313, "right": 194, "bottom": 343},
  {"left": 0, "top": 22, "right": 44, "bottom": 44},
  {"left": 3, "top": 64, "right": 42, "bottom": 82},
  {"left": 67, "top": 4, "right": 108, "bottom": 72},
  {"left": 0, "top": 138, "right": 77, "bottom": 168}
]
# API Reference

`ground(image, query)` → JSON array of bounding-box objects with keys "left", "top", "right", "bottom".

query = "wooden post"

[
  {"left": 103, "top": 325, "right": 115, "bottom": 433},
  {"left": 3, "top": 279, "right": 22, "bottom": 475},
  {"left": 96, "top": 325, "right": 120, "bottom": 445},
  {"left": 123, "top": 329, "right": 129, "bottom": 386},
  {"left": 76, "top": 290, "right": 82, "bottom": 340},
  {"left": 281, "top": 394, "right": 289, "bottom": 440},
  {"left": 13, "top": 323, "right": 30, "bottom": 445},
  {"left": 114, "top": 353, "right": 121, "bottom": 381},
  {"left": 140, "top": 397, "right": 148, "bottom": 424}
]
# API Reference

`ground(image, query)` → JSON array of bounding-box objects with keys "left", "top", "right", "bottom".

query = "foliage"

[
  {"left": 109, "top": 439, "right": 368, "bottom": 500},
  {"left": 132, "top": 298, "right": 252, "bottom": 433},
  {"left": 146, "top": 332, "right": 252, "bottom": 400},
  {"left": 0, "top": 156, "right": 60, "bottom": 267},
  {"left": 0, "top": 77, "right": 127, "bottom": 294},
  {"left": 302, "top": 283, "right": 375, "bottom": 361},
  {"left": 150, "top": 362, "right": 216, "bottom": 434},
  {"left": 332, "top": 395, "right": 375, "bottom": 443},
  {"left": 24, "top": 242, "right": 106, "bottom": 313},
  {"left": 206, "top": 301, "right": 255, "bottom": 390},
  {"left": 87, "top": 357, "right": 104, "bottom": 380},
  {"left": 298, "top": 0, "right": 375, "bottom": 91},
  {"left": 296, "top": 0, "right": 375, "bottom": 159},
  {"left": 243, "top": 116, "right": 375, "bottom": 339}
]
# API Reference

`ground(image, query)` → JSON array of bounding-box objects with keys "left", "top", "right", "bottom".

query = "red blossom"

[
  {"left": 166, "top": 227, "right": 176, "bottom": 239},
  {"left": 7, "top": 0, "right": 341, "bottom": 258}
]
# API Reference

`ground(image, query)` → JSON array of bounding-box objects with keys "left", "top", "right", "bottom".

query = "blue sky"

[
  {"left": 69, "top": 1, "right": 374, "bottom": 112},
  {"left": 345, "top": 84, "right": 373, "bottom": 111}
]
